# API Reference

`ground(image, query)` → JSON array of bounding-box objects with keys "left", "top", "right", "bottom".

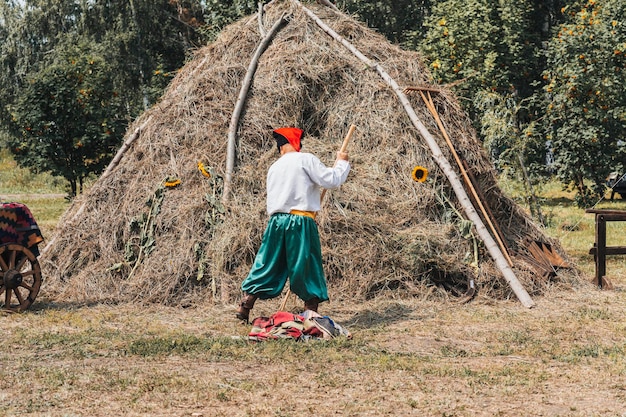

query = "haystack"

[{"left": 41, "top": 0, "right": 577, "bottom": 307}]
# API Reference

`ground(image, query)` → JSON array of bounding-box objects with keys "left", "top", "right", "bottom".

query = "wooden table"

[{"left": 586, "top": 209, "right": 626, "bottom": 288}]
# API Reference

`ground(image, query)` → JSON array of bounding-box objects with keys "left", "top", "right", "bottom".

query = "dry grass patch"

[
  {"left": 3, "top": 288, "right": 626, "bottom": 416},
  {"left": 0, "top": 148, "right": 67, "bottom": 195}
]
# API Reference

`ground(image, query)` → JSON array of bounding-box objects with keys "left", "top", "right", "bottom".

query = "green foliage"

[
  {"left": 121, "top": 185, "right": 166, "bottom": 279},
  {"left": 420, "top": 0, "right": 504, "bottom": 90},
  {"left": 417, "top": 0, "right": 568, "bottom": 176},
  {"left": 474, "top": 91, "right": 525, "bottom": 168},
  {"left": 81, "top": 0, "right": 207, "bottom": 108},
  {"left": 418, "top": 0, "right": 567, "bottom": 99},
  {"left": 336, "top": 0, "right": 430, "bottom": 45},
  {"left": 541, "top": 0, "right": 626, "bottom": 206},
  {"left": 201, "top": 0, "right": 258, "bottom": 41},
  {"left": 0, "top": 0, "right": 207, "bottom": 186},
  {"left": 7, "top": 40, "right": 126, "bottom": 196}
]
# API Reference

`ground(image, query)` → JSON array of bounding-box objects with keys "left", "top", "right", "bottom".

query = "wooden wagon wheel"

[{"left": 0, "top": 243, "right": 42, "bottom": 312}]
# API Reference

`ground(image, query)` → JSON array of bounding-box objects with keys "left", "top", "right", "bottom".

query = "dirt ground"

[{"left": 2, "top": 282, "right": 626, "bottom": 417}]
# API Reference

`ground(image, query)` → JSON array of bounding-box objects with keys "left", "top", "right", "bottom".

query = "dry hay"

[{"left": 41, "top": 1, "right": 580, "bottom": 307}]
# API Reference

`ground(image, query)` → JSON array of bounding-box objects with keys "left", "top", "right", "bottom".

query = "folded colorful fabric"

[
  {"left": 0, "top": 202, "right": 44, "bottom": 253},
  {"left": 248, "top": 310, "right": 351, "bottom": 342}
]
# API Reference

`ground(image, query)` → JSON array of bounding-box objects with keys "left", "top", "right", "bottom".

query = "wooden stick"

[
  {"left": 340, "top": 124, "right": 356, "bottom": 152},
  {"left": 245, "top": 0, "right": 280, "bottom": 26},
  {"left": 257, "top": 2, "right": 266, "bottom": 37},
  {"left": 102, "top": 116, "right": 152, "bottom": 179},
  {"left": 462, "top": 159, "right": 511, "bottom": 257},
  {"left": 419, "top": 90, "right": 513, "bottom": 266},
  {"left": 279, "top": 124, "right": 356, "bottom": 311},
  {"left": 404, "top": 85, "right": 443, "bottom": 94},
  {"left": 320, "top": 124, "right": 355, "bottom": 202},
  {"left": 278, "top": 285, "right": 292, "bottom": 311},
  {"left": 222, "top": 13, "right": 290, "bottom": 204},
  {"left": 295, "top": 0, "right": 534, "bottom": 308}
]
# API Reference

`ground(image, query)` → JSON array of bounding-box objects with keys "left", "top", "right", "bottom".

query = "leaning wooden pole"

[
  {"left": 295, "top": 0, "right": 535, "bottom": 308},
  {"left": 320, "top": 124, "right": 356, "bottom": 203},
  {"left": 222, "top": 13, "right": 290, "bottom": 204},
  {"left": 419, "top": 90, "right": 513, "bottom": 266},
  {"left": 102, "top": 116, "right": 152, "bottom": 179},
  {"left": 257, "top": 2, "right": 267, "bottom": 37}
]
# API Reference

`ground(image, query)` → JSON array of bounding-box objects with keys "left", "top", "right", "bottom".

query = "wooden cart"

[{"left": 0, "top": 202, "right": 44, "bottom": 312}]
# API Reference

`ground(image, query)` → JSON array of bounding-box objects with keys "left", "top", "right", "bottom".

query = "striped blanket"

[{"left": 0, "top": 202, "right": 44, "bottom": 254}]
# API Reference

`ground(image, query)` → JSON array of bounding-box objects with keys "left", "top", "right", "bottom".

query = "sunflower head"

[
  {"left": 164, "top": 177, "right": 181, "bottom": 188},
  {"left": 197, "top": 161, "right": 211, "bottom": 178},
  {"left": 411, "top": 166, "right": 429, "bottom": 183}
]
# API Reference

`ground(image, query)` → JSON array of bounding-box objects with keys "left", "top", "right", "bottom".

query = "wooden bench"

[{"left": 586, "top": 209, "right": 626, "bottom": 288}]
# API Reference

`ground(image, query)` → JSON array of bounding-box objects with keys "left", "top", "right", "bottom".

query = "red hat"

[{"left": 273, "top": 127, "right": 304, "bottom": 152}]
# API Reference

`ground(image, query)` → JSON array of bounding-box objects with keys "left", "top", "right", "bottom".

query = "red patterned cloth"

[
  {"left": 248, "top": 311, "right": 351, "bottom": 342},
  {"left": 0, "top": 202, "right": 44, "bottom": 252}
]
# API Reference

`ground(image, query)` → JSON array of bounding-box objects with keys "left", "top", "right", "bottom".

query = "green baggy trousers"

[{"left": 241, "top": 213, "right": 328, "bottom": 302}]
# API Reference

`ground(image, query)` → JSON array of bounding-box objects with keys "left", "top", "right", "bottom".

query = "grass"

[
  {"left": 0, "top": 148, "right": 67, "bottom": 195},
  {"left": 4, "top": 152, "right": 626, "bottom": 415},
  {"left": 4, "top": 296, "right": 626, "bottom": 416},
  {"left": 1, "top": 148, "right": 71, "bottom": 238},
  {"left": 500, "top": 176, "right": 626, "bottom": 279}
]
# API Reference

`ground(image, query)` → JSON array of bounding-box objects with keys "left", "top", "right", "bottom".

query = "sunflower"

[
  {"left": 164, "top": 178, "right": 181, "bottom": 188},
  {"left": 197, "top": 161, "right": 211, "bottom": 178},
  {"left": 411, "top": 166, "right": 428, "bottom": 183}
]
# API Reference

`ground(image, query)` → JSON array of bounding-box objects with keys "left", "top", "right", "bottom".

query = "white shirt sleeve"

[
  {"left": 266, "top": 152, "right": 351, "bottom": 215},
  {"left": 303, "top": 156, "right": 350, "bottom": 190}
]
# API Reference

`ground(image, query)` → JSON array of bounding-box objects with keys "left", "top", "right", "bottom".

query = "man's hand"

[{"left": 337, "top": 151, "right": 349, "bottom": 162}]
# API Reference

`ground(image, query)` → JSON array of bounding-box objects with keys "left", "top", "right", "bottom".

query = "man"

[{"left": 236, "top": 127, "right": 350, "bottom": 322}]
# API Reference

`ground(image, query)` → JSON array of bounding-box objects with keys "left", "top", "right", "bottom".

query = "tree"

[
  {"left": 80, "top": 0, "right": 207, "bottom": 109},
  {"left": 201, "top": 0, "right": 258, "bottom": 41},
  {"left": 541, "top": 0, "right": 626, "bottom": 206},
  {"left": 336, "top": 0, "right": 431, "bottom": 45},
  {"left": 411, "top": 0, "right": 575, "bottom": 215},
  {"left": 8, "top": 41, "right": 126, "bottom": 196},
  {"left": 0, "top": 0, "right": 207, "bottom": 192},
  {"left": 417, "top": 0, "right": 552, "bottom": 127}
]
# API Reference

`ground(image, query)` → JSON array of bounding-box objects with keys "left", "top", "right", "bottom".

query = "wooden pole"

[
  {"left": 295, "top": 0, "right": 534, "bottom": 308},
  {"left": 222, "top": 13, "right": 290, "bottom": 204},
  {"left": 102, "top": 116, "right": 152, "bottom": 179},
  {"left": 320, "top": 124, "right": 355, "bottom": 202},
  {"left": 257, "top": 2, "right": 267, "bottom": 37},
  {"left": 419, "top": 90, "right": 513, "bottom": 266}
]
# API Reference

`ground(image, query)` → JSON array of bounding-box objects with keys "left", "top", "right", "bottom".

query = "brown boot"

[
  {"left": 304, "top": 297, "right": 320, "bottom": 312},
  {"left": 236, "top": 293, "right": 257, "bottom": 323}
]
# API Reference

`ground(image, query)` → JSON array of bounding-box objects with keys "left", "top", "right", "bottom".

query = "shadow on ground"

[{"left": 343, "top": 302, "right": 414, "bottom": 330}]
